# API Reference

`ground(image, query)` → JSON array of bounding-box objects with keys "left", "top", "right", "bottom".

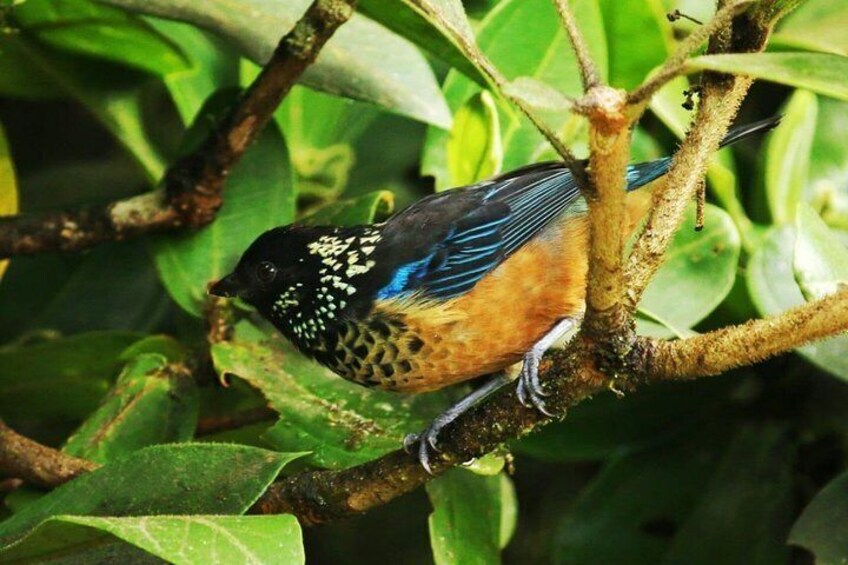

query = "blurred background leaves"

[{"left": 1, "top": 0, "right": 847, "bottom": 562}]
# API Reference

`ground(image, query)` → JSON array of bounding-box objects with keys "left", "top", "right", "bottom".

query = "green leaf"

[
  {"left": 150, "top": 18, "right": 240, "bottom": 125},
  {"left": 26, "top": 241, "right": 171, "bottom": 336},
  {"left": 764, "top": 89, "right": 818, "bottom": 224},
  {"left": 0, "top": 120, "right": 18, "bottom": 282},
  {"left": 426, "top": 470, "right": 516, "bottom": 565},
  {"left": 211, "top": 329, "right": 453, "bottom": 469},
  {"left": 747, "top": 226, "right": 848, "bottom": 380},
  {"left": 447, "top": 90, "right": 502, "bottom": 187},
  {"left": 0, "top": 34, "right": 167, "bottom": 180},
  {"left": 153, "top": 108, "right": 295, "bottom": 317},
  {"left": 773, "top": 0, "right": 848, "bottom": 56},
  {"left": 598, "top": 0, "right": 671, "bottom": 89},
  {"left": 794, "top": 204, "right": 848, "bottom": 300},
  {"left": 551, "top": 425, "right": 732, "bottom": 565},
  {"left": 0, "top": 515, "right": 304, "bottom": 564},
  {"left": 661, "top": 425, "right": 794, "bottom": 565},
  {"left": 685, "top": 53, "right": 848, "bottom": 101},
  {"left": 63, "top": 353, "right": 198, "bottom": 464},
  {"left": 358, "top": 0, "right": 486, "bottom": 85},
  {"left": 807, "top": 97, "right": 848, "bottom": 229},
  {"left": 269, "top": 81, "right": 378, "bottom": 198},
  {"left": 100, "top": 0, "right": 451, "bottom": 127},
  {"left": 0, "top": 331, "right": 140, "bottom": 425},
  {"left": 789, "top": 470, "right": 848, "bottom": 564},
  {"left": 422, "top": 0, "right": 607, "bottom": 184},
  {"left": 12, "top": 0, "right": 191, "bottom": 76},
  {"left": 515, "top": 378, "right": 732, "bottom": 461},
  {"left": 640, "top": 204, "right": 741, "bottom": 333},
  {"left": 299, "top": 191, "right": 395, "bottom": 227},
  {"left": 0, "top": 443, "right": 298, "bottom": 546}
]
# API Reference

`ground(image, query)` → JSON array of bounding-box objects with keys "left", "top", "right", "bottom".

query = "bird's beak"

[{"left": 209, "top": 272, "right": 243, "bottom": 298}]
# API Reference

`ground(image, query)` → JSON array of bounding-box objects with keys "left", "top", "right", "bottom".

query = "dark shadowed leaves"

[{"left": 789, "top": 470, "right": 848, "bottom": 564}]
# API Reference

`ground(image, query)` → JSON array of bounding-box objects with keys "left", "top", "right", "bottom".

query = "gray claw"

[{"left": 407, "top": 421, "right": 445, "bottom": 475}]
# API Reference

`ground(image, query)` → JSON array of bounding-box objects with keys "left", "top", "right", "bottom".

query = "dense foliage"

[{"left": 0, "top": 0, "right": 847, "bottom": 562}]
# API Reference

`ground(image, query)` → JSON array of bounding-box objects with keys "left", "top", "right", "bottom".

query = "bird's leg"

[
  {"left": 515, "top": 317, "right": 577, "bottom": 416},
  {"left": 404, "top": 373, "right": 512, "bottom": 474}
]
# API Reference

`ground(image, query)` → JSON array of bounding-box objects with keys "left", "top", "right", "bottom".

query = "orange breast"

[{"left": 371, "top": 189, "right": 654, "bottom": 392}]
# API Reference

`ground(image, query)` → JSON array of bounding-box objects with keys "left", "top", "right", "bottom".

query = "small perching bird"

[{"left": 210, "top": 116, "right": 780, "bottom": 472}]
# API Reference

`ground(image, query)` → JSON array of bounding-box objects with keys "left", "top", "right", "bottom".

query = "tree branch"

[
  {"left": 627, "top": 1, "right": 752, "bottom": 106},
  {"left": 638, "top": 288, "right": 848, "bottom": 379},
  {"left": 552, "top": 0, "right": 601, "bottom": 90},
  {"left": 624, "top": 1, "right": 776, "bottom": 312},
  {"left": 0, "top": 0, "right": 356, "bottom": 259},
  {"left": 0, "top": 420, "right": 99, "bottom": 488}
]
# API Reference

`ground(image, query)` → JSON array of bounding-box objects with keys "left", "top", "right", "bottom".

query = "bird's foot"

[
  {"left": 403, "top": 416, "right": 451, "bottom": 475},
  {"left": 404, "top": 374, "right": 511, "bottom": 474},
  {"left": 515, "top": 318, "right": 577, "bottom": 417}
]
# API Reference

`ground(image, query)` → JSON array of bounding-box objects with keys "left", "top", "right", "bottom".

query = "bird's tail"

[
  {"left": 718, "top": 115, "right": 782, "bottom": 149},
  {"left": 625, "top": 115, "right": 781, "bottom": 191}
]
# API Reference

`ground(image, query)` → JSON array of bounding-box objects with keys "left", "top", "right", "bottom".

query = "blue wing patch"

[{"left": 376, "top": 156, "right": 674, "bottom": 302}]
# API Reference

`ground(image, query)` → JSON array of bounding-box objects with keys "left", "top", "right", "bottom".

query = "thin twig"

[
  {"left": 0, "top": 0, "right": 357, "bottom": 259},
  {"left": 552, "top": 0, "right": 601, "bottom": 90},
  {"left": 196, "top": 406, "right": 277, "bottom": 437},
  {"left": 627, "top": 1, "right": 751, "bottom": 106},
  {"left": 0, "top": 420, "right": 99, "bottom": 488}
]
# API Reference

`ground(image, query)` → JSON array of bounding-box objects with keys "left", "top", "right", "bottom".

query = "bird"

[{"left": 209, "top": 116, "right": 780, "bottom": 472}]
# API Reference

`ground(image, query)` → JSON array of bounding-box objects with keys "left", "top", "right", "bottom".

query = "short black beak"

[{"left": 209, "top": 272, "right": 243, "bottom": 298}]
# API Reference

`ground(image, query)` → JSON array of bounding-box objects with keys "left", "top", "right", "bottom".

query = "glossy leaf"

[
  {"left": 747, "top": 226, "right": 848, "bottom": 380},
  {"left": 299, "top": 191, "right": 395, "bottom": 227},
  {"left": 151, "top": 18, "right": 240, "bottom": 125},
  {"left": 794, "top": 204, "right": 848, "bottom": 300},
  {"left": 764, "top": 89, "right": 818, "bottom": 224},
  {"left": 153, "top": 114, "right": 294, "bottom": 317},
  {"left": 0, "top": 444, "right": 297, "bottom": 546},
  {"left": 12, "top": 0, "right": 190, "bottom": 76},
  {"left": 0, "top": 121, "right": 18, "bottom": 282},
  {"left": 0, "top": 332, "right": 140, "bottom": 424},
  {"left": 0, "top": 515, "right": 304, "bottom": 564},
  {"left": 270, "top": 81, "right": 378, "bottom": 198},
  {"left": 427, "top": 470, "right": 516, "bottom": 565},
  {"left": 211, "top": 326, "right": 454, "bottom": 469},
  {"left": 63, "top": 353, "right": 198, "bottom": 464},
  {"left": 640, "top": 204, "right": 741, "bottom": 332},
  {"left": 358, "top": 0, "right": 486, "bottom": 84},
  {"left": 598, "top": 0, "right": 671, "bottom": 89},
  {"left": 100, "top": 0, "right": 451, "bottom": 127},
  {"left": 789, "top": 470, "right": 848, "bottom": 564},
  {"left": 685, "top": 53, "right": 848, "bottom": 101},
  {"left": 774, "top": 0, "right": 848, "bottom": 55},
  {"left": 422, "top": 0, "right": 607, "bottom": 183},
  {"left": 807, "top": 96, "right": 848, "bottom": 229},
  {"left": 447, "top": 90, "right": 502, "bottom": 187}
]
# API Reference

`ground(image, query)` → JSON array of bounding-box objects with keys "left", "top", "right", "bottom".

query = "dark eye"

[{"left": 255, "top": 261, "right": 278, "bottom": 285}]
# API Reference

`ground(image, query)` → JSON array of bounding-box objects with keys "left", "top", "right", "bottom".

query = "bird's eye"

[{"left": 255, "top": 261, "right": 278, "bottom": 285}]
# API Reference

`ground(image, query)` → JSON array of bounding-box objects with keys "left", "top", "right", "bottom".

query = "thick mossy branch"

[{"left": 0, "top": 0, "right": 356, "bottom": 259}]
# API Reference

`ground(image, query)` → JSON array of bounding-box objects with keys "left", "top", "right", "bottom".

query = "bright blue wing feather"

[{"left": 377, "top": 157, "right": 673, "bottom": 301}]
